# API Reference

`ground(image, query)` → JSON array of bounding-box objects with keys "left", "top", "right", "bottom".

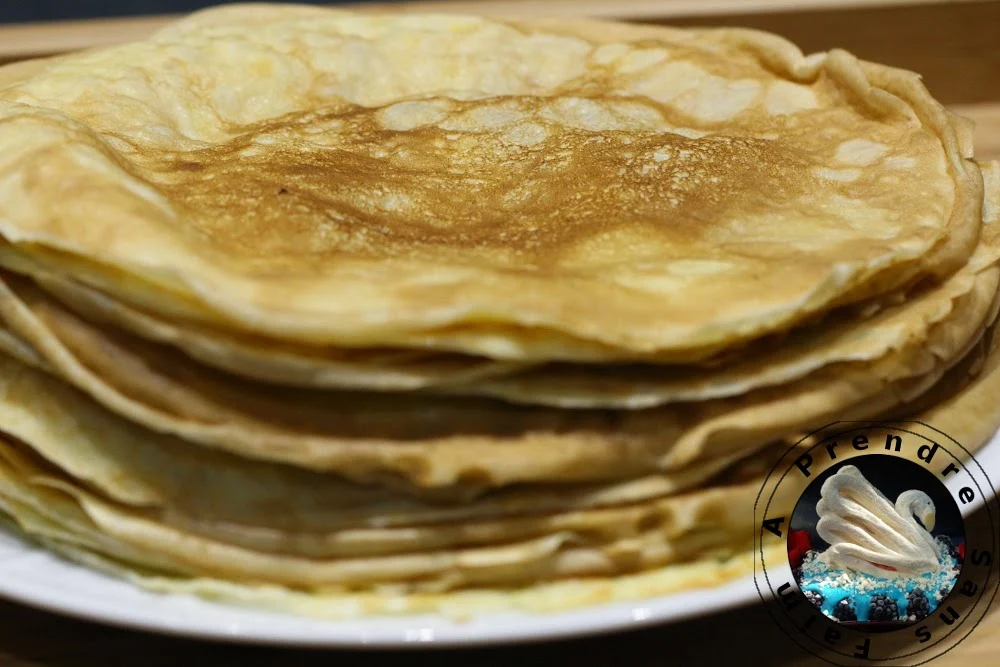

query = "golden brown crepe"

[
  {"left": 0, "top": 315, "right": 997, "bottom": 617},
  {"left": 1, "top": 259, "right": 996, "bottom": 491},
  {"left": 0, "top": 305, "right": 989, "bottom": 564},
  {"left": 0, "top": 5, "right": 982, "bottom": 362},
  {"left": 0, "top": 436, "right": 779, "bottom": 587},
  {"left": 22, "top": 260, "right": 993, "bottom": 409},
  {"left": 0, "top": 348, "right": 763, "bottom": 537},
  {"left": 0, "top": 5, "right": 996, "bottom": 620},
  {"left": 30, "top": 271, "right": 532, "bottom": 391}
]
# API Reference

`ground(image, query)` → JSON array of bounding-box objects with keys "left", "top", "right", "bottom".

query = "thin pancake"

[
  {"left": 27, "top": 259, "right": 986, "bottom": 409},
  {"left": 0, "top": 431, "right": 788, "bottom": 590},
  {"left": 0, "top": 257, "right": 996, "bottom": 491},
  {"left": 33, "top": 273, "right": 530, "bottom": 391},
  {"left": 0, "top": 7, "right": 982, "bottom": 362},
  {"left": 0, "top": 494, "right": 787, "bottom": 619},
  {"left": 0, "top": 305, "right": 991, "bottom": 560},
  {"left": 0, "top": 349, "right": 763, "bottom": 534},
  {"left": 1, "top": 323, "right": 998, "bottom": 616},
  {"left": 0, "top": 434, "right": 777, "bottom": 566}
]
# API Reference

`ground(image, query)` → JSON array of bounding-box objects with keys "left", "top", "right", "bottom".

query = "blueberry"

[
  {"left": 833, "top": 598, "right": 857, "bottom": 622},
  {"left": 907, "top": 589, "right": 932, "bottom": 621},
  {"left": 804, "top": 590, "right": 824, "bottom": 610},
  {"left": 792, "top": 566, "right": 803, "bottom": 582},
  {"left": 868, "top": 594, "right": 899, "bottom": 622},
  {"left": 935, "top": 535, "right": 961, "bottom": 561}
]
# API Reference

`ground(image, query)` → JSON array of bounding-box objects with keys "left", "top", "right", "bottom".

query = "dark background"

[
  {"left": 0, "top": 1, "right": 360, "bottom": 23},
  {"left": 789, "top": 455, "right": 965, "bottom": 552}
]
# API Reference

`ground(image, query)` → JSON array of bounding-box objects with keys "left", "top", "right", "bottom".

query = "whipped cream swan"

[{"left": 814, "top": 465, "right": 940, "bottom": 578}]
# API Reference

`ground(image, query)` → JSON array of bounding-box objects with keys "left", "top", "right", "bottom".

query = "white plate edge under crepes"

[{"left": 0, "top": 434, "right": 996, "bottom": 648}]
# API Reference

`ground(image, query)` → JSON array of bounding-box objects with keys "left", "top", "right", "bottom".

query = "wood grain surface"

[
  {"left": 0, "top": 0, "right": 986, "bottom": 59},
  {"left": 0, "top": 0, "right": 999, "bottom": 663},
  {"left": 0, "top": 0, "right": 994, "bottom": 74}
]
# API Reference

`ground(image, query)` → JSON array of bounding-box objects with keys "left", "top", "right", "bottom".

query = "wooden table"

[{"left": 1, "top": 0, "right": 999, "bottom": 663}]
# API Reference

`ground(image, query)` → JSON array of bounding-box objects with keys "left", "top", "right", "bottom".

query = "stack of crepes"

[{"left": 0, "top": 4, "right": 999, "bottom": 618}]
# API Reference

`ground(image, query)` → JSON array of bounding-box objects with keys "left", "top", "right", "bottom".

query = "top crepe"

[{"left": 0, "top": 4, "right": 984, "bottom": 361}]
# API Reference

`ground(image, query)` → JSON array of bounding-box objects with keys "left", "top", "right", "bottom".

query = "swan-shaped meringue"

[{"left": 814, "top": 465, "right": 940, "bottom": 578}]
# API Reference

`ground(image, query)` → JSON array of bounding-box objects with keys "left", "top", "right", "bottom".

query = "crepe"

[
  {"left": 0, "top": 315, "right": 998, "bottom": 616},
  {"left": 0, "top": 303, "right": 989, "bottom": 563},
  {"left": 31, "top": 272, "right": 529, "bottom": 391},
  {"left": 0, "top": 287, "right": 990, "bottom": 560},
  {"left": 1, "top": 234, "right": 997, "bottom": 492},
  {"left": 0, "top": 434, "right": 781, "bottom": 583},
  {"left": 0, "top": 5, "right": 995, "bottom": 621},
  {"left": 0, "top": 346, "right": 768, "bottom": 541},
  {"left": 0, "top": 224, "right": 995, "bottom": 543},
  {"left": 21, "top": 162, "right": 998, "bottom": 410},
  {"left": 0, "top": 5, "right": 983, "bottom": 363},
  {"left": 25, "top": 259, "right": 987, "bottom": 409},
  {"left": 0, "top": 484, "right": 788, "bottom": 619}
]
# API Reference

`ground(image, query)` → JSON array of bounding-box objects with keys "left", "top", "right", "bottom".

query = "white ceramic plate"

[{"left": 0, "top": 433, "right": 997, "bottom": 648}]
